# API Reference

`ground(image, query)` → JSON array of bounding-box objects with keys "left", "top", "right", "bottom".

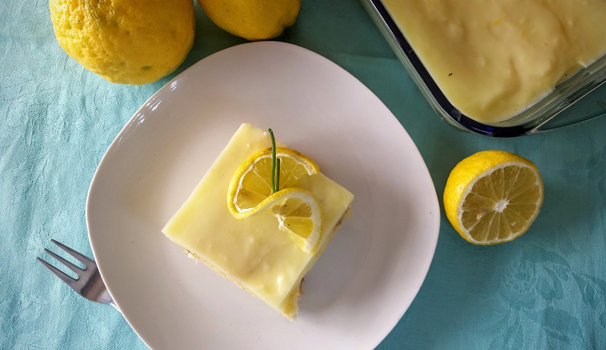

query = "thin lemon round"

[
  {"left": 227, "top": 147, "right": 319, "bottom": 219},
  {"left": 260, "top": 188, "right": 323, "bottom": 254},
  {"left": 443, "top": 150, "right": 544, "bottom": 245}
]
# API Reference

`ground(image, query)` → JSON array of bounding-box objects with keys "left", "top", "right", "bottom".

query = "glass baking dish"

[{"left": 361, "top": 0, "right": 606, "bottom": 137}]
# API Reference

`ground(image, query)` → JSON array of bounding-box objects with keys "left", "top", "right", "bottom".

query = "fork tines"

[{"left": 37, "top": 239, "right": 94, "bottom": 290}]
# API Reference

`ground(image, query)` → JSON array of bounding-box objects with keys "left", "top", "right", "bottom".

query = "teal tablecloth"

[{"left": 2, "top": 0, "right": 606, "bottom": 349}]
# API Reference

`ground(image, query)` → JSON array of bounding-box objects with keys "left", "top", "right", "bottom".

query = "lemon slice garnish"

[
  {"left": 443, "top": 150, "right": 544, "bottom": 245},
  {"left": 260, "top": 188, "right": 323, "bottom": 254},
  {"left": 227, "top": 147, "right": 319, "bottom": 219}
]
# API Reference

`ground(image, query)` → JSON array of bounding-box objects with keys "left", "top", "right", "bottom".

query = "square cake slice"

[{"left": 162, "top": 123, "right": 353, "bottom": 319}]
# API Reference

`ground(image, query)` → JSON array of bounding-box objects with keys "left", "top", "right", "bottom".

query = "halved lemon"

[
  {"left": 227, "top": 147, "right": 319, "bottom": 219},
  {"left": 443, "top": 150, "right": 543, "bottom": 245},
  {"left": 259, "top": 188, "right": 323, "bottom": 254}
]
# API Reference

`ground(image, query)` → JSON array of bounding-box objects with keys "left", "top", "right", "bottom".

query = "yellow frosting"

[
  {"left": 382, "top": 0, "right": 606, "bottom": 123},
  {"left": 162, "top": 123, "right": 354, "bottom": 319}
]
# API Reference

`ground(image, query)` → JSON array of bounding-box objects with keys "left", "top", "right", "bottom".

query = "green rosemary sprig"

[
  {"left": 268, "top": 129, "right": 278, "bottom": 193},
  {"left": 276, "top": 159, "right": 281, "bottom": 193}
]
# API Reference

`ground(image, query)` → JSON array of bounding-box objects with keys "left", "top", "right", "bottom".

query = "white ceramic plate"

[{"left": 87, "top": 42, "right": 440, "bottom": 350}]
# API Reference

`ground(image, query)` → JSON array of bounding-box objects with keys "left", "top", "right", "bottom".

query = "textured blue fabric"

[{"left": 1, "top": 0, "right": 606, "bottom": 349}]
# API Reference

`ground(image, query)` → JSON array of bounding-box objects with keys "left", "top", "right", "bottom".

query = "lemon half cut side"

[{"left": 444, "top": 151, "right": 544, "bottom": 245}]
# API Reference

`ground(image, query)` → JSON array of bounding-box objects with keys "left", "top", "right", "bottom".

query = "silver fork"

[{"left": 37, "top": 239, "right": 118, "bottom": 310}]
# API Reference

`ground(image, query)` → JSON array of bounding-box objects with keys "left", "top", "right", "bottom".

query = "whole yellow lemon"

[
  {"left": 197, "top": 0, "right": 301, "bottom": 41},
  {"left": 50, "top": 0, "right": 195, "bottom": 85}
]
